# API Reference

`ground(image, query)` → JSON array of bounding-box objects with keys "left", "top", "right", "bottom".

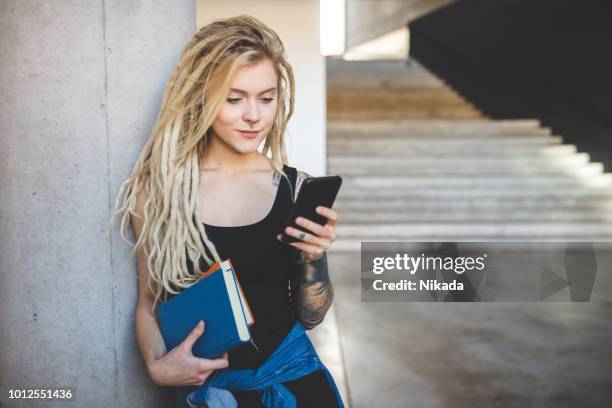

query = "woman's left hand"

[{"left": 277, "top": 206, "right": 338, "bottom": 263}]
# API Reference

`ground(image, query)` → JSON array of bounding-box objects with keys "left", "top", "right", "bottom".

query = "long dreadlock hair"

[{"left": 107, "top": 15, "right": 296, "bottom": 313}]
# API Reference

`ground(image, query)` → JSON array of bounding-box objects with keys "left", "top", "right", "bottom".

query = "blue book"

[{"left": 156, "top": 259, "right": 254, "bottom": 359}]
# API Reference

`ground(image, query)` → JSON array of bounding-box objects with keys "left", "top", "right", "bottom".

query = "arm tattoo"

[
  {"left": 295, "top": 252, "right": 334, "bottom": 330},
  {"left": 291, "top": 170, "right": 334, "bottom": 329}
]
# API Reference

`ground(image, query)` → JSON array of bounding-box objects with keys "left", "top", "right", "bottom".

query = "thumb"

[{"left": 182, "top": 320, "right": 205, "bottom": 350}]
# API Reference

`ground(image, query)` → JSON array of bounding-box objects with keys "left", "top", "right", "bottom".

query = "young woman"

[{"left": 110, "top": 15, "right": 343, "bottom": 408}]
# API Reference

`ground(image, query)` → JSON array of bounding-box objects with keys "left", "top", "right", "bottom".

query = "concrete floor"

[{"left": 312, "top": 252, "right": 612, "bottom": 408}]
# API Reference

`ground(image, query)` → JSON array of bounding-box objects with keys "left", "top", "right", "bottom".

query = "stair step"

[
  {"left": 327, "top": 59, "right": 448, "bottom": 88},
  {"left": 328, "top": 89, "right": 471, "bottom": 99},
  {"left": 328, "top": 134, "right": 561, "bottom": 145},
  {"left": 328, "top": 63, "right": 445, "bottom": 75},
  {"left": 338, "top": 210, "right": 612, "bottom": 222},
  {"left": 334, "top": 197, "right": 612, "bottom": 210},
  {"left": 327, "top": 139, "right": 562, "bottom": 157},
  {"left": 332, "top": 167, "right": 604, "bottom": 177},
  {"left": 340, "top": 174, "right": 612, "bottom": 189},
  {"left": 327, "top": 91, "right": 482, "bottom": 118},
  {"left": 331, "top": 235, "right": 612, "bottom": 252},
  {"left": 335, "top": 222, "right": 612, "bottom": 239},
  {"left": 329, "top": 133, "right": 556, "bottom": 142},
  {"left": 328, "top": 110, "right": 484, "bottom": 120},
  {"left": 328, "top": 58, "right": 438, "bottom": 72},
  {"left": 329, "top": 155, "right": 602, "bottom": 176},
  {"left": 328, "top": 144, "right": 576, "bottom": 157},
  {"left": 336, "top": 187, "right": 612, "bottom": 199},
  {"left": 329, "top": 137, "right": 561, "bottom": 148},
  {"left": 328, "top": 138, "right": 562, "bottom": 155},
  {"left": 328, "top": 82, "right": 449, "bottom": 91},
  {"left": 327, "top": 118, "right": 545, "bottom": 135}
]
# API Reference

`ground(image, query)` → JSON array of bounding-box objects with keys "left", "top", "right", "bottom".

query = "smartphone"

[{"left": 279, "top": 175, "right": 343, "bottom": 243}]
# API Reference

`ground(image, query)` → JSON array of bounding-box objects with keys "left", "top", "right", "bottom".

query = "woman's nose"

[{"left": 243, "top": 100, "right": 260, "bottom": 125}]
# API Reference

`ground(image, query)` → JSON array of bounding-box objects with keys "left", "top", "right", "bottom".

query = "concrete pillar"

[{"left": 1, "top": 1, "right": 195, "bottom": 406}]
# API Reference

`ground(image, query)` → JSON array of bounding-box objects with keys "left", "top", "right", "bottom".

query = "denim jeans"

[{"left": 175, "top": 321, "right": 344, "bottom": 408}]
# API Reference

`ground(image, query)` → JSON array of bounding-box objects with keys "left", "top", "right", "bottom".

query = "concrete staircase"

[
  {"left": 328, "top": 59, "right": 483, "bottom": 120},
  {"left": 326, "top": 59, "right": 612, "bottom": 252}
]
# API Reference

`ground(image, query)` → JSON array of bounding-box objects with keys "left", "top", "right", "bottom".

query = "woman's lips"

[{"left": 237, "top": 130, "right": 260, "bottom": 139}]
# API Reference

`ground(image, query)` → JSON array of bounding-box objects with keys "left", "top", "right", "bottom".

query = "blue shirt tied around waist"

[{"left": 185, "top": 321, "right": 345, "bottom": 408}]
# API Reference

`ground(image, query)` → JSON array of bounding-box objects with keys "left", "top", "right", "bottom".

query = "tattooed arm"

[
  {"left": 289, "top": 170, "right": 336, "bottom": 330},
  {"left": 295, "top": 252, "right": 334, "bottom": 330}
]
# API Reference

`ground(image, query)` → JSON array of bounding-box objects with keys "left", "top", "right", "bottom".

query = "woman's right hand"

[{"left": 148, "top": 321, "right": 229, "bottom": 386}]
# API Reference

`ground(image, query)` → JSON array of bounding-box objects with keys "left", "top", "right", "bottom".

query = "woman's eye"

[{"left": 227, "top": 97, "right": 275, "bottom": 104}]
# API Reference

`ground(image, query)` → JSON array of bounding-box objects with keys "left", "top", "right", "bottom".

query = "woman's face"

[{"left": 209, "top": 59, "right": 279, "bottom": 154}]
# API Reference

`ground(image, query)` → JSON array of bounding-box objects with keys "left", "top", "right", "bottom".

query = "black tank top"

[{"left": 185, "top": 164, "right": 301, "bottom": 369}]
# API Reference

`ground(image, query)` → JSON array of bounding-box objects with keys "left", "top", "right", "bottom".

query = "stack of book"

[{"left": 156, "top": 259, "right": 254, "bottom": 359}]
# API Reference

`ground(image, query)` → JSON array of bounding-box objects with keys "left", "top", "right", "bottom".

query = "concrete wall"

[
  {"left": 198, "top": 0, "right": 326, "bottom": 176},
  {"left": 0, "top": 1, "right": 195, "bottom": 406},
  {"left": 346, "top": 0, "right": 455, "bottom": 49}
]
